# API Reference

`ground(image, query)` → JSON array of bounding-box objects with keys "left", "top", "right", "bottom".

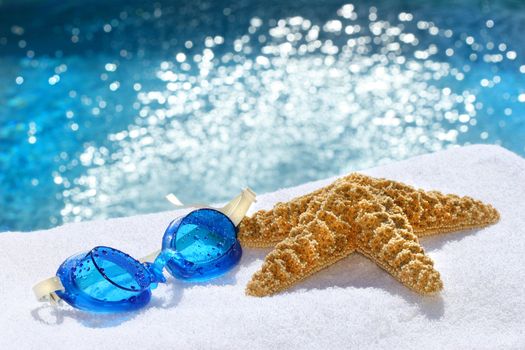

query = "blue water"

[{"left": 1, "top": 0, "right": 524, "bottom": 232}]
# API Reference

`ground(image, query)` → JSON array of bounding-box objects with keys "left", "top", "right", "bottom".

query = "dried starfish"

[{"left": 238, "top": 174, "right": 499, "bottom": 297}]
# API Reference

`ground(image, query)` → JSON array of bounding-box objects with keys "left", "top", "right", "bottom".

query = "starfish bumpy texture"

[{"left": 238, "top": 174, "right": 500, "bottom": 297}]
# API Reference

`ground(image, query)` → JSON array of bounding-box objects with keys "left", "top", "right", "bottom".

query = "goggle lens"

[
  {"left": 174, "top": 210, "right": 236, "bottom": 261},
  {"left": 55, "top": 247, "right": 152, "bottom": 312},
  {"left": 163, "top": 208, "right": 242, "bottom": 281}
]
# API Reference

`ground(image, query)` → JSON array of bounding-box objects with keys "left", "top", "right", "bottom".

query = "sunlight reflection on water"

[{"left": 0, "top": 0, "right": 524, "bottom": 231}]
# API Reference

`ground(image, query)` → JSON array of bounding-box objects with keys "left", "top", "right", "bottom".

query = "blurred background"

[{"left": 0, "top": 0, "right": 524, "bottom": 232}]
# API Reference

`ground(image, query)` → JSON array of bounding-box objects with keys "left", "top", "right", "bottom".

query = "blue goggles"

[{"left": 33, "top": 189, "right": 256, "bottom": 313}]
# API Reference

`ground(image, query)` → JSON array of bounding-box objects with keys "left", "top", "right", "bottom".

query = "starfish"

[{"left": 238, "top": 174, "right": 500, "bottom": 297}]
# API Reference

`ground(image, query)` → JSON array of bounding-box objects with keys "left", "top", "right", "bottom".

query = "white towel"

[{"left": 1, "top": 144, "right": 524, "bottom": 349}]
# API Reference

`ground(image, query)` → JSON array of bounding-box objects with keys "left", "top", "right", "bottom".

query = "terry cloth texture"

[{"left": 0, "top": 144, "right": 523, "bottom": 349}]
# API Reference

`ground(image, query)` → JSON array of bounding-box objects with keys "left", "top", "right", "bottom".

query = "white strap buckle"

[{"left": 32, "top": 276, "right": 65, "bottom": 304}]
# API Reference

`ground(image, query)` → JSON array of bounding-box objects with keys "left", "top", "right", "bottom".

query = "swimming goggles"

[{"left": 33, "top": 188, "right": 256, "bottom": 313}]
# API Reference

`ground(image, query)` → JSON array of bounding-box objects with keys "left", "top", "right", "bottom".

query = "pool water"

[{"left": 1, "top": 0, "right": 524, "bottom": 232}]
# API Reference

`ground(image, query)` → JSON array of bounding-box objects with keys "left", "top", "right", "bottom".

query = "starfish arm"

[
  {"left": 238, "top": 174, "right": 370, "bottom": 247},
  {"left": 346, "top": 174, "right": 500, "bottom": 237},
  {"left": 409, "top": 191, "right": 500, "bottom": 237},
  {"left": 238, "top": 186, "right": 334, "bottom": 248},
  {"left": 355, "top": 196, "right": 443, "bottom": 294},
  {"left": 245, "top": 207, "right": 356, "bottom": 296}
]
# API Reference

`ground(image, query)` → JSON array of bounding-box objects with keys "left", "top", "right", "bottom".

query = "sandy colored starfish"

[{"left": 238, "top": 174, "right": 500, "bottom": 297}]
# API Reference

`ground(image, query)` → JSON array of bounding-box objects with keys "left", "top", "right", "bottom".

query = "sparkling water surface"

[{"left": 1, "top": 0, "right": 524, "bottom": 231}]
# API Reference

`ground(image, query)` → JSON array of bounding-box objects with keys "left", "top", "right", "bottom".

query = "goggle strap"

[
  {"left": 165, "top": 193, "right": 208, "bottom": 209},
  {"left": 139, "top": 249, "right": 161, "bottom": 263},
  {"left": 33, "top": 276, "right": 65, "bottom": 305},
  {"left": 165, "top": 188, "right": 257, "bottom": 227},
  {"left": 220, "top": 188, "right": 257, "bottom": 226}
]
